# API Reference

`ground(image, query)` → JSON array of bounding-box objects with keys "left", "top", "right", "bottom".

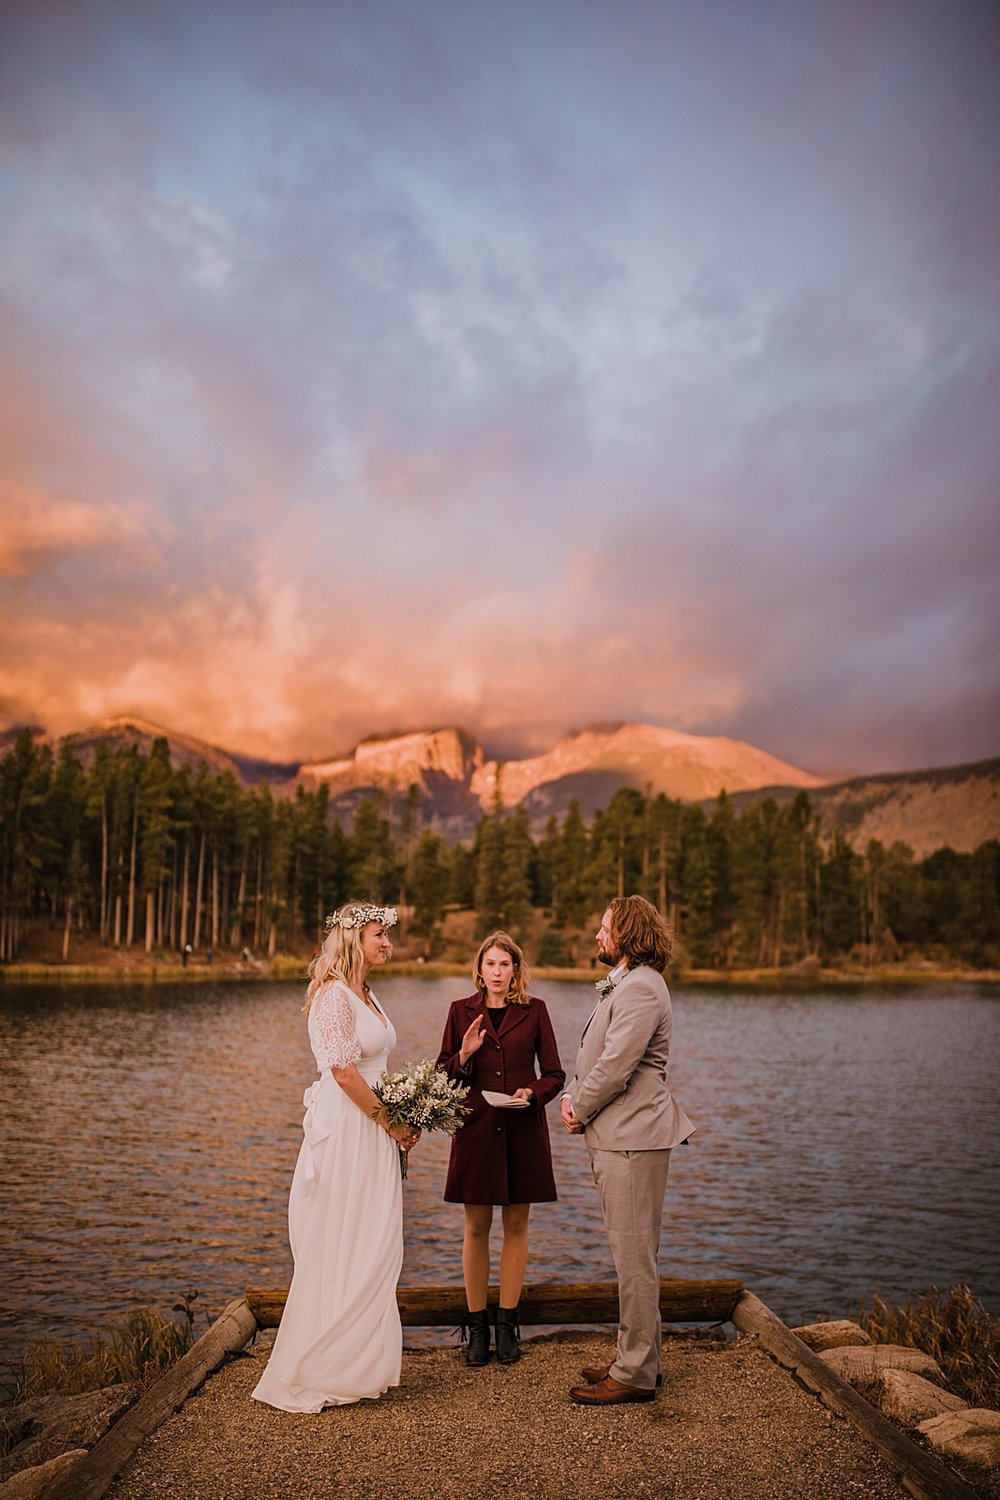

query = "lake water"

[{"left": 0, "top": 977, "right": 997, "bottom": 1368}]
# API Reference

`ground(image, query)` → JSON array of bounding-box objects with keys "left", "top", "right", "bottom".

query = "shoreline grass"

[
  {"left": 2, "top": 958, "right": 998, "bottom": 988},
  {"left": 0, "top": 1295, "right": 199, "bottom": 1416},
  {"left": 858, "top": 1284, "right": 1000, "bottom": 1410}
]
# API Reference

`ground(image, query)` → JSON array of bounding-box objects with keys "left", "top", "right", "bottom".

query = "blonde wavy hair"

[
  {"left": 473, "top": 930, "right": 530, "bottom": 1006},
  {"left": 304, "top": 900, "right": 394, "bottom": 1010}
]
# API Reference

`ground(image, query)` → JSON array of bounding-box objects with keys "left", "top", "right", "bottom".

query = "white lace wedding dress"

[{"left": 251, "top": 981, "right": 403, "bottom": 1410}]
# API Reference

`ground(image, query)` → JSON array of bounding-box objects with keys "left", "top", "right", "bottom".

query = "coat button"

[{"left": 496, "top": 1071, "right": 502, "bottom": 1077}]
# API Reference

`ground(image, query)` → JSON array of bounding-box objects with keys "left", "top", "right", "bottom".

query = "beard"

[{"left": 597, "top": 946, "right": 618, "bottom": 967}]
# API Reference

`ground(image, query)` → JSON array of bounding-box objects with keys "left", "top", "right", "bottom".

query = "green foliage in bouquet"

[{"left": 373, "top": 1059, "right": 470, "bottom": 1178}]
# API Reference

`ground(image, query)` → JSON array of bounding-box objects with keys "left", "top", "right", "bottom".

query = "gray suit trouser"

[{"left": 589, "top": 1147, "right": 671, "bottom": 1389}]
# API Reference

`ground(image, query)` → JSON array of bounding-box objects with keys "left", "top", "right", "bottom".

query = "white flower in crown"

[{"left": 325, "top": 904, "right": 398, "bottom": 931}]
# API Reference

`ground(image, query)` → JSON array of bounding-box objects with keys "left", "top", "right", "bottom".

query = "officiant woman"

[{"left": 437, "top": 931, "right": 565, "bottom": 1368}]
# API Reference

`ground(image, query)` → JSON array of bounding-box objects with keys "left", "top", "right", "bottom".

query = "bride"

[{"left": 252, "top": 901, "right": 420, "bottom": 1411}]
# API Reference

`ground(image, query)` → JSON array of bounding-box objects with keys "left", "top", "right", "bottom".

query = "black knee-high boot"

[
  {"left": 495, "top": 1305, "right": 521, "bottom": 1364},
  {"left": 465, "top": 1308, "right": 491, "bottom": 1367}
]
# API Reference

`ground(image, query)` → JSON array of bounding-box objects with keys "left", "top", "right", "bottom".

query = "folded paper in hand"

[{"left": 481, "top": 1090, "right": 530, "bottom": 1109}]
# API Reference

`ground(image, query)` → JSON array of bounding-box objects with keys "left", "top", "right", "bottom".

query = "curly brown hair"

[{"left": 607, "top": 895, "right": 673, "bottom": 973}]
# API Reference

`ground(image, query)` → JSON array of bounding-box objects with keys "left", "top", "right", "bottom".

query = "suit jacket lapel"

[
  {"left": 497, "top": 1003, "right": 530, "bottom": 1037},
  {"left": 464, "top": 996, "right": 487, "bottom": 1029},
  {"left": 579, "top": 997, "right": 604, "bottom": 1041},
  {"left": 580, "top": 965, "right": 630, "bottom": 1042}
]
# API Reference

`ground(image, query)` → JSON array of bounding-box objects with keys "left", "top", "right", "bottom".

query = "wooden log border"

[
  {"left": 42, "top": 1281, "right": 973, "bottom": 1500},
  {"left": 247, "top": 1276, "right": 745, "bottom": 1329},
  {"left": 731, "top": 1290, "right": 978, "bottom": 1500},
  {"left": 45, "top": 1295, "right": 258, "bottom": 1500}
]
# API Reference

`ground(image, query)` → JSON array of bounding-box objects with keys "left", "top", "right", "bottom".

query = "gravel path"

[{"left": 106, "top": 1329, "right": 910, "bottom": 1500}]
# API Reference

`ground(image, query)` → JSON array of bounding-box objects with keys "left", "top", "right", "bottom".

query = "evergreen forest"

[{"left": 1, "top": 730, "right": 998, "bottom": 968}]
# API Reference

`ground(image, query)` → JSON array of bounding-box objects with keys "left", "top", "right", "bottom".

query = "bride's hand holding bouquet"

[{"left": 373, "top": 1058, "right": 470, "bottom": 1178}]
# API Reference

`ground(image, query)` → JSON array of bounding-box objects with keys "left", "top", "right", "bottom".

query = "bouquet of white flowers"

[{"left": 373, "top": 1058, "right": 470, "bottom": 1178}]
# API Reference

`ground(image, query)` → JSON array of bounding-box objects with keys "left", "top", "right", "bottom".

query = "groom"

[{"left": 561, "top": 895, "right": 694, "bottom": 1405}]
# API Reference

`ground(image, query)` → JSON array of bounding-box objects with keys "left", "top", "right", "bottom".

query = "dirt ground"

[{"left": 104, "top": 1328, "right": 917, "bottom": 1500}]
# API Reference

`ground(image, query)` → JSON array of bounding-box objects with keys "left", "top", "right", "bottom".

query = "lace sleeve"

[{"left": 311, "top": 984, "right": 362, "bottom": 1071}]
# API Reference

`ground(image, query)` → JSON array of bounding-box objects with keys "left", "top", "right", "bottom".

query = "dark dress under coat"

[{"left": 437, "top": 994, "right": 565, "bottom": 1206}]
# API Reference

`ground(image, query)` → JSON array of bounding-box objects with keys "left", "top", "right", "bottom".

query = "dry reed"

[
  {"left": 858, "top": 1284, "right": 1000, "bottom": 1409},
  {"left": 1, "top": 1294, "right": 198, "bottom": 1408}
]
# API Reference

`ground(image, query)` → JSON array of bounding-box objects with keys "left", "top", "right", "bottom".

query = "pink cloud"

[{"left": 0, "top": 486, "right": 162, "bottom": 578}]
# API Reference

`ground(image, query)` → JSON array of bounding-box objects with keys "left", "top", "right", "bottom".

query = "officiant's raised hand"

[{"left": 459, "top": 1015, "right": 487, "bottom": 1066}]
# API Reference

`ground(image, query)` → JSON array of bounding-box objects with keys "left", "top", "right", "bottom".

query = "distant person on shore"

[
  {"left": 181, "top": 943, "right": 191, "bottom": 967},
  {"left": 205, "top": 945, "right": 213, "bottom": 965},
  {"left": 561, "top": 896, "right": 694, "bottom": 1406},
  {"left": 252, "top": 901, "right": 420, "bottom": 1411},
  {"left": 436, "top": 932, "right": 565, "bottom": 1367}
]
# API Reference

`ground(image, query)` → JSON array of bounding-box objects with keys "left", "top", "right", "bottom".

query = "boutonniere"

[{"left": 595, "top": 970, "right": 620, "bottom": 1000}]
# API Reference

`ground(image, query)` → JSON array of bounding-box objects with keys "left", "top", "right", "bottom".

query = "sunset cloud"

[
  {"left": 1, "top": 0, "right": 998, "bottom": 777},
  {"left": 0, "top": 487, "right": 161, "bottom": 578}
]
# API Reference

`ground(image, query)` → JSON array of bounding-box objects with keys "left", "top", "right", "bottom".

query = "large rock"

[
  {"left": 0, "top": 1448, "right": 87, "bottom": 1500},
  {"left": 791, "top": 1319, "right": 872, "bottom": 1351},
  {"left": 875, "top": 1368, "right": 968, "bottom": 1424},
  {"left": 0, "top": 1385, "right": 139, "bottom": 1481},
  {"left": 0, "top": 1409, "right": 32, "bottom": 1457},
  {"left": 917, "top": 1409, "right": 1000, "bottom": 1468},
  {"left": 818, "top": 1344, "right": 944, "bottom": 1384}
]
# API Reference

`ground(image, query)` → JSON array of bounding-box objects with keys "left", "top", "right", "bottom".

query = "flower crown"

[{"left": 325, "top": 904, "right": 398, "bottom": 932}]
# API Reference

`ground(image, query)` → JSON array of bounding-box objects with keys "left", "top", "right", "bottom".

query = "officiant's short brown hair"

[{"left": 609, "top": 895, "right": 673, "bottom": 972}]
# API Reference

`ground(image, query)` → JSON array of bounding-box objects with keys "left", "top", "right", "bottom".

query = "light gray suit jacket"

[{"left": 568, "top": 965, "right": 695, "bottom": 1151}]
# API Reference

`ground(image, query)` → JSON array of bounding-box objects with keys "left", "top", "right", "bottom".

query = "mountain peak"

[
  {"left": 63, "top": 714, "right": 246, "bottom": 779},
  {"left": 300, "top": 726, "right": 485, "bottom": 794},
  {"left": 471, "top": 721, "right": 824, "bottom": 810},
  {"left": 8, "top": 713, "right": 994, "bottom": 854}
]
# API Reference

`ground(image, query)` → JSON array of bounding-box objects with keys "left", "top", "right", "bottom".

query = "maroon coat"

[{"left": 437, "top": 994, "right": 566, "bottom": 1206}]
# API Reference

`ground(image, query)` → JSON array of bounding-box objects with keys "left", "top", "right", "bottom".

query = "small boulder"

[
  {"left": 0, "top": 1448, "right": 87, "bottom": 1500},
  {"left": 917, "top": 1409, "right": 1000, "bottom": 1469},
  {"left": 875, "top": 1368, "right": 968, "bottom": 1424},
  {"left": 791, "top": 1320, "right": 872, "bottom": 1352},
  {"left": 818, "top": 1344, "right": 944, "bottom": 1384},
  {"left": 0, "top": 1385, "right": 139, "bottom": 1481}
]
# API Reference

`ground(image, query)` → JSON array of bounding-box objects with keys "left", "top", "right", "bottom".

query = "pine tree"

[
  {"left": 677, "top": 804, "right": 714, "bottom": 964},
  {"left": 139, "top": 739, "right": 174, "bottom": 953},
  {"left": 498, "top": 805, "right": 534, "bottom": 936},
  {"left": 819, "top": 832, "right": 862, "bottom": 957},
  {"left": 535, "top": 814, "right": 560, "bottom": 910},
  {"left": 350, "top": 795, "right": 398, "bottom": 902},
  {"left": 447, "top": 842, "right": 476, "bottom": 908},
  {"left": 707, "top": 792, "right": 737, "bottom": 966},
  {"left": 397, "top": 784, "right": 422, "bottom": 916},
  {"left": 410, "top": 830, "right": 451, "bottom": 947},
  {"left": 48, "top": 743, "right": 88, "bottom": 958},
  {"left": 553, "top": 799, "right": 590, "bottom": 927},
  {"left": 473, "top": 782, "right": 506, "bottom": 933}
]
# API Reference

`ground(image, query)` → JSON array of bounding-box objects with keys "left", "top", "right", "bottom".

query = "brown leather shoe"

[
  {"left": 569, "top": 1375, "right": 656, "bottom": 1405},
  {"left": 580, "top": 1362, "right": 662, "bottom": 1388}
]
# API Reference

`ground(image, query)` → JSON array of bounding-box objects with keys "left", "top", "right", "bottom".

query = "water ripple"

[{"left": 0, "top": 977, "right": 997, "bottom": 1358}]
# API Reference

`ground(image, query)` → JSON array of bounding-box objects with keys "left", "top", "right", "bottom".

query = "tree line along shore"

[{"left": 1, "top": 729, "right": 997, "bottom": 972}]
